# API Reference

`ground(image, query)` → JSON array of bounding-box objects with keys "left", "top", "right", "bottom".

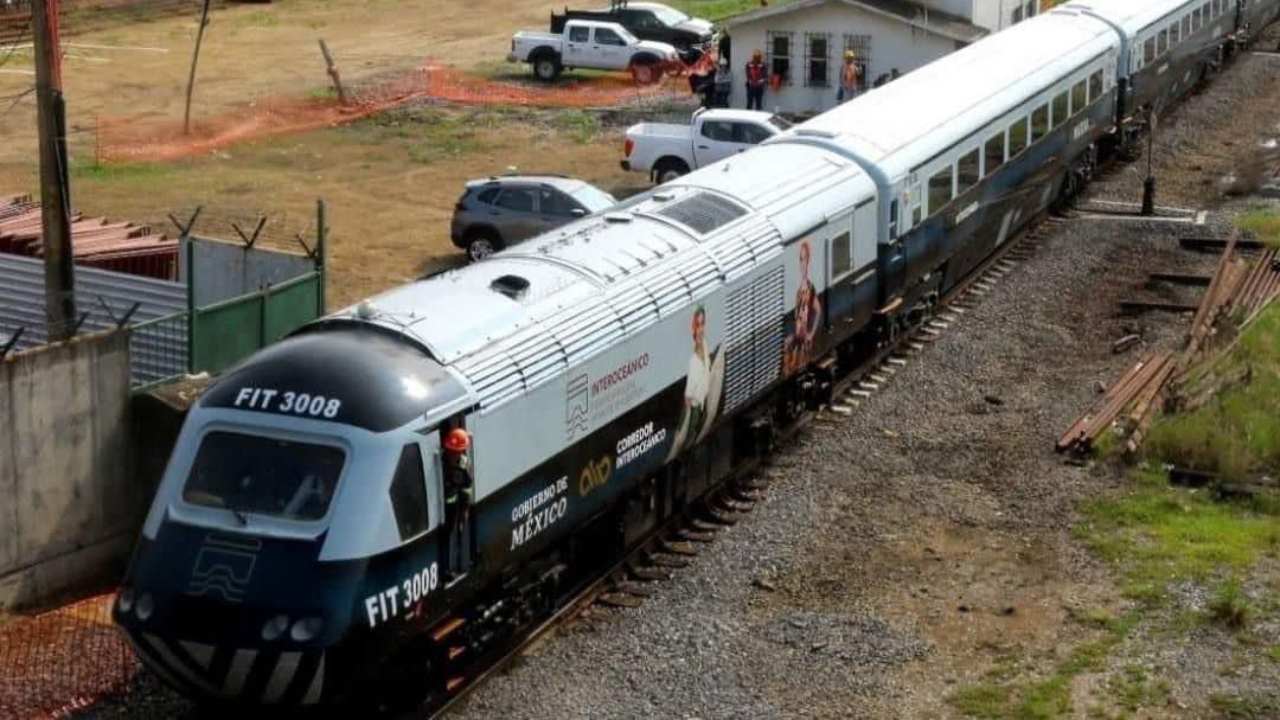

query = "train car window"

[
  {"left": 910, "top": 182, "right": 923, "bottom": 226},
  {"left": 183, "top": 432, "right": 345, "bottom": 522},
  {"left": 1182, "top": 15, "right": 1191, "bottom": 36},
  {"left": 1051, "top": 92, "right": 1068, "bottom": 128},
  {"left": 1194, "top": 7, "right": 1202, "bottom": 29},
  {"left": 1157, "top": 29, "right": 1168, "bottom": 55},
  {"left": 389, "top": 444, "right": 430, "bottom": 541},
  {"left": 1170, "top": 20, "right": 1180, "bottom": 44},
  {"left": 1089, "top": 70, "right": 1103, "bottom": 101},
  {"left": 928, "top": 166, "right": 954, "bottom": 215},
  {"left": 984, "top": 131, "right": 1006, "bottom": 175},
  {"left": 1072, "top": 80, "right": 1087, "bottom": 114},
  {"left": 1009, "top": 116, "right": 1029, "bottom": 156},
  {"left": 889, "top": 199, "right": 899, "bottom": 240},
  {"left": 957, "top": 149, "right": 980, "bottom": 193},
  {"left": 1031, "top": 104, "right": 1049, "bottom": 143},
  {"left": 1144, "top": 37, "right": 1156, "bottom": 64},
  {"left": 1202, "top": 3, "right": 1210, "bottom": 21},
  {"left": 830, "top": 232, "right": 852, "bottom": 280}
]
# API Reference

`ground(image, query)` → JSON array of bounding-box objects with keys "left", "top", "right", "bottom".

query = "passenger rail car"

[{"left": 114, "top": 0, "right": 1280, "bottom": 707}]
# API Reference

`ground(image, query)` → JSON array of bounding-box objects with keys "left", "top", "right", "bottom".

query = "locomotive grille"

[
  {"left": 721, "top": 265, "right": 785, "bottom": 414},
  {"left": 655, "top": 193, "right": 748, "bottom": 235}
]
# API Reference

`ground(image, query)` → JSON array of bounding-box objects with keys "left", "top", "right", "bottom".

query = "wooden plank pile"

[
  {"left": 0, "top": 194, "right": 178, "bottom": 279},
  {"left": 1058, "top": 229, "right": 1280, "bottom": 456}
]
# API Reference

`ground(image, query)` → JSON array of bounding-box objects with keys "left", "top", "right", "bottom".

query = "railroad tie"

[
  {"left": 628, "top": 564, "right": 673, "bottom": 582},
  {"left": 597, "top": 593, "right": 645, "bottom": 609},
  {"left": 678, "top": 529, "right": 717, "bottom": 543}
]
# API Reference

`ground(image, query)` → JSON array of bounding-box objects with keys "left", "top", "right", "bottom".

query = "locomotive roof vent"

[
  {"left": 604, "top": 212, "right": 633, "bottom": 224},
  {"left": 653, "top": 192, "right": 748, "bottom": 235},
  {"left": 490, "top": 274, "right": 531, "bottom": 300}
]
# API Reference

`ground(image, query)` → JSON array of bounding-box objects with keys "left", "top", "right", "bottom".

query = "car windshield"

[
  {"left": 652, "top": 6, "right": 690, "bottom": 25},
  {"left": 767, "top": 115, "right": 793, "bottom": 131},
  {"left": 183, "top": 431, "right": 345, "bottom": 522},
  {"left": 570, "top": 184, "right": 618, "bottom": 213}
]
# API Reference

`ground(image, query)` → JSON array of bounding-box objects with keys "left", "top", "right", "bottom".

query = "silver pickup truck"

[{"left": 508, "top": 19, "right": 679, "bottom": 82}]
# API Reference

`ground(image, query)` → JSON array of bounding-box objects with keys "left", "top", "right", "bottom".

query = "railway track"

[{"left": 415, "top": 213, "right": 1059, "bottom": 720}]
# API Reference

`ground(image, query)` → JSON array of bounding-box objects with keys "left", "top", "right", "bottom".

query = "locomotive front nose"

[{"left": 114, "top": 429, "right": 357, "bottom": 706}]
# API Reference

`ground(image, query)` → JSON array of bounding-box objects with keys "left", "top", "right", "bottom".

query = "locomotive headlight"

[
  {"left": 117, "top": 587, "right": 135, "bottom": 614},
  {"left": 135, "top": 593, "right": 155, "bottom": 621},
  {"left": 262, "top": 614, "right": 290, "bottom": 642},
  {"left": 290, "top": 617, "right": 324, "bottom": 643}
]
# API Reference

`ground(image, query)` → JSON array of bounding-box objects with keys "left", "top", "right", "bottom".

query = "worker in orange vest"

[
  {"left": 744, "top": 49, "right": 767, "bottom": 110},
  {"left": 837, "top": 49, "right": 861, "bottom": 104}
]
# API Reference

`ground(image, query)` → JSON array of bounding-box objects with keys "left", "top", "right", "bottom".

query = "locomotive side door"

[{"left": 437, "top": 419, "right": 478, "bottom": 585}]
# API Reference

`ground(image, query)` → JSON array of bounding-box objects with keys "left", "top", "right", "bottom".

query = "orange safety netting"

[
  {"left": 99, "top": 56, "right": 714, "bottom": 164},
  {"left": 0, "top": 593, "right": 139, "bottom": 720}
]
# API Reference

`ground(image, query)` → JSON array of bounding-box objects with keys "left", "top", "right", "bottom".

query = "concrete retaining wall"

[{"left": 0, "top": 330, "right": 139, "bottom": 609}]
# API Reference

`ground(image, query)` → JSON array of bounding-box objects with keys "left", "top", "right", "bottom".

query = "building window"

[
  {"left": 1024, "top": 0, "right": 1035, "bottom": 17},
  {"left": 389, "top": 444, "right": 429, "bottom": 541},
  {"left": 984, "top": 131, "right": 1006, "bottom": 175},
  {"left": 805, "top": 32, "right": 830, "bottom": 87},
  {"left": 957, "top": 149, "right": 980, "bottom": 195},
  {"left": 1071, "top": 80, "right": 1087, "bottom": 113},
  {"left": 1031, "top": 103, "right": 1049, "bottom": 143},
  {"left": 1012, "top": 5, "right": 1023, "bottom": 22},
  {"left": 1089, "top": 70, "right": 1103, "bottom": 101},
  {"left": 1009, "top": 116, "right": 1029, "bottom": 156},
  {"left": 928, "top": 166, "right": 954, "bottom": 215},
  {"left": 843, "top": 34, "right": 871, "bottom": 90},
  {"left": 767, "top": 31, "right": 792, "bottom": 85},
  {"left": 1051, "top": 91, "right": 1068, "bottom": 127}
]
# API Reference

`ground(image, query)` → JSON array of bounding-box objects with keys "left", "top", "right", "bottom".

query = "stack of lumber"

[
  {"left": 1056, "top": 353, "right": 1175, "bottom": 454},
  {"left": 0, "top": 194, "right": 178, "bottom": 279},
  {"left": 1059, "top": 229, "right": 1280, "bottom": 455}
]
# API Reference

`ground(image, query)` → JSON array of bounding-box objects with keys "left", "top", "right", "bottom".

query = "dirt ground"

[
  {"left": 0, "top": 0, "right": 697, "bottom": 310},
  {"left": 0, "top": 0, "right": 567, "bottom": 165}
]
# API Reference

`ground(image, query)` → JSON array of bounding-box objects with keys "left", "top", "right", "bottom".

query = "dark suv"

[{"left": 450, "top": 175, "right": 617, "bottom": 262}]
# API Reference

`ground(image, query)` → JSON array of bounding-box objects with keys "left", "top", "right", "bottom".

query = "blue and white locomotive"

[{"left": 114, "top": 0, "right": 1279, "bottom": 707}]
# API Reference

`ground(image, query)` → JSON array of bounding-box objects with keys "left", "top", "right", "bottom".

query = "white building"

[{"left": 723, "top": 0, "right": 1040, "bottom": 116}]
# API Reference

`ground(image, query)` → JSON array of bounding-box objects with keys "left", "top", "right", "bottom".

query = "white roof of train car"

[
  {"left": 326, "top": 144, "right": 874, "bottom": 385},
  {"left": 1064, "top": 0, "right": 1199, "bottom": 33},
  {"left": 782, "top": 10, "right": 1119, "bottom": 179}
]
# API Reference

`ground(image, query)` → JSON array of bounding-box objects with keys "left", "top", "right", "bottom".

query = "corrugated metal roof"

[{"left": 0, "top": 253, "right": 186, "bottom": 384}]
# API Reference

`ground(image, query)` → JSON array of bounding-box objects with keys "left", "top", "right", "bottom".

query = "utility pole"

[
  {"left": 183, "top": 0, "right": 211, "bottom": 135},
  {"left": 31, "top": 0, "right": 76, "bottom": 341}
]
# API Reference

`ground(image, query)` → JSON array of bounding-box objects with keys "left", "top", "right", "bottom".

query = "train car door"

[{"left": 438, "top": 419, "right": 478, "bottom": 584}]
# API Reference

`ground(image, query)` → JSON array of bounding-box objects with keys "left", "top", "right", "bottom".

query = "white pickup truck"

[
  {"left": 620, "top": 108, "right": 792, "bottom": 184},
  {"left": 508, "top": 19, "right": 680, "bottom": 82}
]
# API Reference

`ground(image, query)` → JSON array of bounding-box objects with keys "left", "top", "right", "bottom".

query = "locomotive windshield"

[{"left": 182, "top": 431, "right": 345, "bottom": 522}]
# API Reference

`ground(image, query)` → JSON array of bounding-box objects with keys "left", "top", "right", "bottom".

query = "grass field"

[{"left": 60, "top": 104, "right": 642, "bottom": 308}]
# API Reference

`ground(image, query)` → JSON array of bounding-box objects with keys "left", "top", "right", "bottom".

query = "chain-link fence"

[{"left": 0, "top": 593, "right": 140, "bottom": 719}]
